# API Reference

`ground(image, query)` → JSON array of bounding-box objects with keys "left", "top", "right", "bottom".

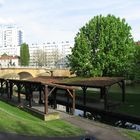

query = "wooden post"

[
  {"left": 39, "top": 85, "right": 43, "bottom": 104},
  {"left": 72, "top": 89, "right": 75, "bottom": 115},
  {"left": 28, "top": 87, "right": 33, "bottom": 108},
  {"left": 66, "top": 93, "right": 70, "bottom": 113},
  {"left": 17, "top": 84, "right": 21, "bottom": 103},
  {"left": 9, "top": 82, "right": 13, "bottom": 99},
  {"left": 122, "top": 80, "right": 125, "bottom": 103},
  {"left": 29, "top": 92, "right": 32, "bottom": 107},
  {"left": 44, "top": 85, "right": 48, "bottom": 114},
  {"left": 104, "top": 87, "right": 108, "bottom": 110},
  {"left": 82, "top": 86, "right": 87, "bottom": 117},
  {"left": 6, "top": 80, "right": 9, "bottom": 98},
  {"left": 100, "top": 87, "right": 104, "bottom": 99},
  {"left": 0, "top": 80, "right": 4, "bottom": 96},
  {"left": 53, "top": 92, "right": 57, "bottom": 109}
]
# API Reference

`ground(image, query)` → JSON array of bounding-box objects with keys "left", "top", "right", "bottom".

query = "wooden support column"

[
  {"left": 9, "top": 82, "right": 13, "bottom": 99},
  {"left": 0, "top": 81, "right": 4, "bottom": 96},
  {"left": 104, "top": 87, "right": 108, "bottom": 110},
  {"left": 53, "top": 89, "right": 57, "bottom": 109},
  {"left": 100, "top": 87, "right": 104, "bottom": 99},
  {"left": 72, "top": 89, "right": 75, "bottom": 115},
  {"left": 66, "top": 93, "right": 70, "bottom": 113},
  {"left": 44, "top": 85, "right": 48, "bottom": 114},
  {"left": 17, "top": 84, "right": 21, "bottom": 103},
  {"left": 29, "top": 89, "right": 32, "bottom": 107},
  {"left": 6, "top": 81, "right": 9, "bottom": 98},
  {"left": 82, "top": 86, "right": 87, "bottom": 117},
  {"left": 0, "top": 81, "right": 2, "bottom": 87},
  {"left": 25, "top": 88, "right": 29, "bottom": 101},
  {"left": 122, "top": 80, "right": 125, "bottom": 103},
  {"left": 39, "top": 85, "right": 43, "bottom": 104}
]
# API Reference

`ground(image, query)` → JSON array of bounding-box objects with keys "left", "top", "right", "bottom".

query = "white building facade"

[
  {"left": 29, "top": 41, "right": 73, "bottom": 68},
  {"left": 0, "top": 55, "right": 20, "bottom": 67},
  {"left": 0, "top": 25, "right": 23, "bottom": 56}
]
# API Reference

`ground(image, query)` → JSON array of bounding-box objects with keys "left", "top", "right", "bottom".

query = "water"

[
  {"left": 57, "top": 83, "right": 140, "bottom": 131},
  {"left": 75, "top": 109, "right": 140, "bottom": 131},
  {"left": 75, "top": 109, "right": 84, "bottom": 116}
]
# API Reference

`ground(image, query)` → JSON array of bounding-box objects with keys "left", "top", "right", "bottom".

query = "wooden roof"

[
  {"left": 28, "top": 76, "right": 76, "bottom": 90},
  {"left": 56, "top": 77, "right": 125, "bottom": 88},
  {"left": 2, "top": 76, "right": 124, "bottom": 90}
]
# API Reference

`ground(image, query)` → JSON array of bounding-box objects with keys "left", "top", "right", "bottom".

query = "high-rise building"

[
  {"left": 29, "top": 41, "right": 73, "bottom": 68},
  {"left": 0, "top": 25, "right": 23, "bottom": 56}
]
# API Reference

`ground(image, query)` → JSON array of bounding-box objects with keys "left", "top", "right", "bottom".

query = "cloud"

[
  {"left": 1, "top": 0, "right": 140, "bottom": 43},
  {"left": 0, "top": 0, "right": 4, "bottom": 6},
  {"left": 0, "top": 17, "right": 15, "bottom": 24}
]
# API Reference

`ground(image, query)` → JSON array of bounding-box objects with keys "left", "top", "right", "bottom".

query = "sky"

[{"left": 0, "top": 0, "right": 140, "bottom": 44}]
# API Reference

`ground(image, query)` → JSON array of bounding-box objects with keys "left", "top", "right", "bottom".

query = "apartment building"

[
  {"left": 29, "top": 41, "right": 73, "bottom": 68},
  {"left": 0, "top": 25, "right": 23, "bottom": 56}
]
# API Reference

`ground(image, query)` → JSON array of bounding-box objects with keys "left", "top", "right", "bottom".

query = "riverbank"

[{"left": 60, "top": 111, "right": 131, "bottom": 140}]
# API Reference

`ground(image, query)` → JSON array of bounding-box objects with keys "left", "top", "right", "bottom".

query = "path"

[{"left": 59, "top": 111, "right": 131, "bottom": 140}]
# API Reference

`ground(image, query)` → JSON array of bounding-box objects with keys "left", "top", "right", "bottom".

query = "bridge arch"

[{"left": 18, "top": 72, "right": 33, "bottom": 80}]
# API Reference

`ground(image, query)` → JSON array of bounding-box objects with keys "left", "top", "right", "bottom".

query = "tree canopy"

[
  {"left": 68, "top": 14, "right": 135, "bottom": 77},
  {"left": 133, "top": 43, "right": 140, "bottom": 80},
  {"left": 20, "top": 43, "right": 30, "bottom": 66},
  {"left": 33, "top": 49, "right": 46, "bottom": 67}
]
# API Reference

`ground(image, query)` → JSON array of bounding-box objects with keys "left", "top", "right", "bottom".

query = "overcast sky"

[{"left": 0, "top": 0, "right": 140, "bottom": 44}]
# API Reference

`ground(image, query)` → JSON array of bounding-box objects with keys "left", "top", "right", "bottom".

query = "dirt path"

[{"left": 61, "top": 113, "right": 131, "bottom": 140}]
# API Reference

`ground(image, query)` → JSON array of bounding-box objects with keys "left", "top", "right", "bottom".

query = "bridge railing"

[{"left": 0, "top": 65, "right": 69, "bottom": 70}]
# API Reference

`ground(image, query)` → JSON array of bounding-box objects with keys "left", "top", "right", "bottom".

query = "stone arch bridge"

[{"left": 0, "top": 67, "right": 72, "bottom": 79}]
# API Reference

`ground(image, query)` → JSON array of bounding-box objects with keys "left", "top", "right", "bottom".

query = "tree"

[
  {"left": 20, "top": 43, "right": 30, "bottom": 66},
  {"left": 52, "top": 48, "right": 60, "bottom": 68},
  {"left": 33, "top": 49, "right": 47, "bottom": 67},
  {"left": 133, "top": 44, "right": 140, "bottom": 80},
  {"left": 2, "top": 53, "right": 8, "bottom": 56},
  {"left": 68, "top": 14, "right": 135, "bottom": 77}
]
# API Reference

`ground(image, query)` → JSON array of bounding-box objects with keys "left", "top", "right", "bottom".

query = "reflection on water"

[
  {"left": 75, "top": 109, "right": 84, "bottom": 116},
  {"left": 115, "top": 121, "right": 140, "bottom": 131},
  {"left": 75, "top": 83, "right": 140, "bottom": 131},
  {"left": 75, "top": 109, "right": 140, "bottom": 131}
]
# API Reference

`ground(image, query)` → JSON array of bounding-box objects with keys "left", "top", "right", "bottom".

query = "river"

[{"left": 74, "top": 83, "right": 140, "bottom": 131}]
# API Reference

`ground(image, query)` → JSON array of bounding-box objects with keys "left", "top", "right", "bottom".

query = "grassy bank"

[
  {"left": 122, "top": 129, "right": 140, "bottom": 140},
  {"left": 74, "top": 84, "right": 140, "bottom": 116},
  {"left": 0, "top": 100, "right": 84, "bottom": 136}
]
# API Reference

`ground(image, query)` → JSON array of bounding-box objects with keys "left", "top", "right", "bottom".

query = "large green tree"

[
  {"left": 68, "top": 14, "right": 135, "bottom": 77},
  {"left": 20, "top": 43, "right": 30, "bottom": 66},
  {"left": 133, "top": 43, "right": 140, "bottom": 80}
]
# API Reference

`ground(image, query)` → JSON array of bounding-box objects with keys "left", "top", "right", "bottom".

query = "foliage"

[
  {"left": 0, "top": 101, "right": 84, "bottom": 136},
  {"left": 68, "top": 14, "right": 135, "bottom": 77},
  {"left": 1, "top": 53, "right": 8, "bottom": 56},
  {"left": 33, "top": 48, "right": 60, "bottom": 67},
  {"left": 20, "top": 43, "right": 30, "bottom": 66},
  {"left": 52, "top": 48, "right": 60, "bottom": 68},
  {"left": 133, "top": 44, "right": 140, "bottom": 80},
  {"left": 33, "top": 49, "right": 46, "bottom": 66}
]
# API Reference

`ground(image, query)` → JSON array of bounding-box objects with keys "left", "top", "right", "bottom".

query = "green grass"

[
  {"left": 108, "top": 84, "right": 140, "bottom": 116},
  {"left": 0, "top": 101, "right": 84, "bottom": 136},
  {"left": 122, "top": 129, "right": 140, "bottom": 140},
  {"left": 74, "top": 83, "right": 140, "bottom": 116}
]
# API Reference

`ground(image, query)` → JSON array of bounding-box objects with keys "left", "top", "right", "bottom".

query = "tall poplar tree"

[
  {"left": 68, "top": 14, "right": 135, "bottom": 77},
  {"left": 20, "top": 43, "right": 30, "bottom": 66}
]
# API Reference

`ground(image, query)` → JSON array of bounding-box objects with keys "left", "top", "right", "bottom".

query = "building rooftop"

[{"left": 0, "top": 55, "right": 19, "bottom": 60}]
